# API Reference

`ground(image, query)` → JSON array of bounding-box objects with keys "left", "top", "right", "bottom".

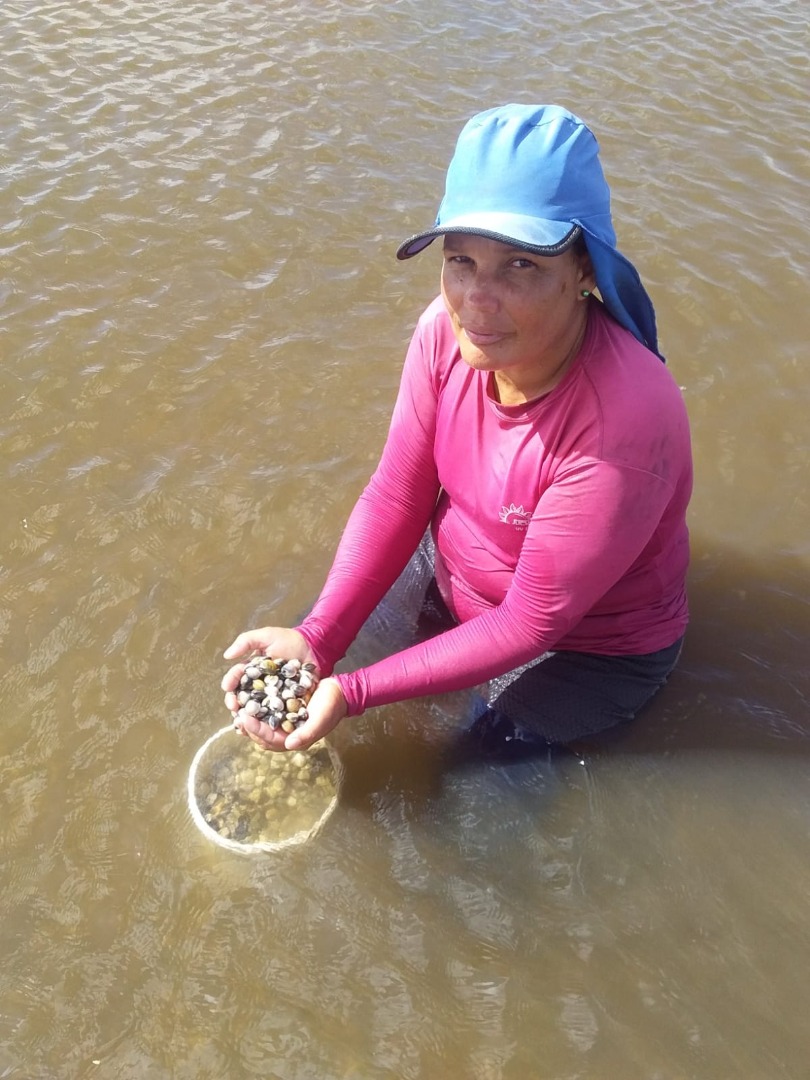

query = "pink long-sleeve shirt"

[{"left": 298, "top": 297, "right": 692, "bottom": 716}]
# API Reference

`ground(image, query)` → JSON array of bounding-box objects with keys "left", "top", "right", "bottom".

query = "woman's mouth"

[{"left": 463, "top": 327, "right": 506, "bottom": 347}]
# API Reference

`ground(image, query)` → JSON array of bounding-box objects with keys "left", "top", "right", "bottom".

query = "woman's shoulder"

[
  {"left": 585, "top": 303, "right": 685, "bottom": 400},
  {"left": 578, "top": 304, "right": 691, "bottom": 472}
]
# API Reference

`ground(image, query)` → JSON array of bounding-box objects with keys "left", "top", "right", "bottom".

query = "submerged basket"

[{"left": 188, "top": 725, "right": 339, "bottom": 854}]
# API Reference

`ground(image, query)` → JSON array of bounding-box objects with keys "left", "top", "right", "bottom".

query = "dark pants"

[
  {"left": 416, "top": 567, "right": 683, "bottom": 750},
  {"left": 480, "top": 637, "right": 684, "bottom": 744}
]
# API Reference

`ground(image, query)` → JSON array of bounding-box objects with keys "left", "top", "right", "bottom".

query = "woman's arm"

[
  {"left": 334, "top": 457, "right": 678, "bottom": 713},
  {"left": 294, "top": 313, "right": 443, "bottom": 672}
]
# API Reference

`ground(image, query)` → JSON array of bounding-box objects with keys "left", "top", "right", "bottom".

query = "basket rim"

[{"left": 187, "top": 725, "right": 338, "bottom": 855}]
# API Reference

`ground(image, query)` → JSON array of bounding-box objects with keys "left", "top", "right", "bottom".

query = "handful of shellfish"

[{"left": 231, "top": 654, "right": 318, "bottom": 734}]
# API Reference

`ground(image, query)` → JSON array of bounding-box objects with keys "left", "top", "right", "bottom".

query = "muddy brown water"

[{"left": 1, "top": 1, "right": 808, "bottom": 1077}]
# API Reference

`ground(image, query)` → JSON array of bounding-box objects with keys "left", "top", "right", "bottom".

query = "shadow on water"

[
  {"left": 328, "top": 535, "right": 809, "bottom": 820},
  {"left": 577, "top": 537, "right": 810, "bottom": 761}
]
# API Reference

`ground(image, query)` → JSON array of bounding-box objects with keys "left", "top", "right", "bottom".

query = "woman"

[{"left": 222, "top": 104, "right": 692, "bottom": 756}]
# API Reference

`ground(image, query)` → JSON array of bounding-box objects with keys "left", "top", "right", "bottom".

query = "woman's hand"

[
  {"left": 230, "top": 676, "right": 348, "bottom": 753},
  {"left": 221, "top": 627, "right": 346, "bottom": 751}
]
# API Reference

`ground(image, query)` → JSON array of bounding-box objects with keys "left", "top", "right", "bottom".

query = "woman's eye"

[{"left": 511, "top": 258, "right": 536, "bottom": 270}]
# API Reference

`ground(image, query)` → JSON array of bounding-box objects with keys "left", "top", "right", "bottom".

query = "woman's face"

[{"left": 440, "top": 233, "right": 594, "bottom": 389}]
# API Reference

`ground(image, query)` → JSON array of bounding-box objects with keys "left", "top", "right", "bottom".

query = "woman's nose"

[{"left": 465, "top": 271, "right": 499, "bottom": 311}]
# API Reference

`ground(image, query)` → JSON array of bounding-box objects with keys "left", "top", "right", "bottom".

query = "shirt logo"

[{"left": 499, "top": 503, "right": 532, "bottom": 529}]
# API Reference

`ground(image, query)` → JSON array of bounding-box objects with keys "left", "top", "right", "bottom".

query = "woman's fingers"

[
  {"left": 234, "top": 712, "right": 289, "bottom": 751},
  {"left": 222, "top": 627, "right": 313, "bottom": 665},
  {"left": 223, "top": 631, "right": 271, "bottom": 661},
  {"left": 283, "top": 718, "right": 325, "bottom": 752},
  {"left": 221, "top": 663, "right": 246, "bottom": 694}
]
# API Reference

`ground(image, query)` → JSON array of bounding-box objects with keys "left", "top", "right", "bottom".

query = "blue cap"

[{"left": 397, "top": 104, "right": 663, "bottom": 360}]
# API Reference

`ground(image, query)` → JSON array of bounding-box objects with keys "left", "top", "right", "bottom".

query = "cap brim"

[{"left": 397, "top": 215, "right": 580, "bottom": 260}]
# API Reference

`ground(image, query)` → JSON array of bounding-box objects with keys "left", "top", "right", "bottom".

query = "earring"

[{"left": 580, "top": 290, "right": 591, "bottom": 298}]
